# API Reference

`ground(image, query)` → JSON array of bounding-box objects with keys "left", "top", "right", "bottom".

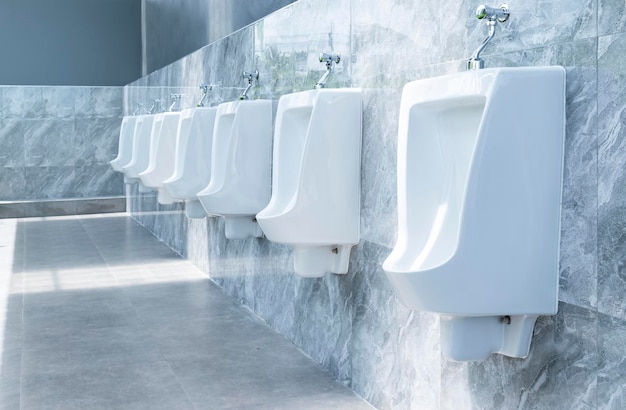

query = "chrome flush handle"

[{"left": 467, "top": 4, "right": 510, "bottom": 70}]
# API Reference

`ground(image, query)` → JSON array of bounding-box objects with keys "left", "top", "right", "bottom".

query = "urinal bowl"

[
  {"left": 138, "top": 111, "right": 181, "bottom": 205},
  {"left": 383, "top": 67, "right": 566, "bottom": 361},
  {"left": 256, "top": 88, "right": 362, "bottom": 278},
  {"left": 197, "top": 100, "right": 272, "bottom": 239},
  {"left": 122, "top": 114, "right": 158, "bottom": 186},
  {"left": 110, "top": 116, "right": 137, "bottom": 172},
  {"left": 163, "top": 107, "right": 218, "bottom": 219}
]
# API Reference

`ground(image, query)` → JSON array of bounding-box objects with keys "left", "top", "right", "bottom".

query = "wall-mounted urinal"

[
  {"left": 382, "top": 66, "right": 566, "bottom": 361},
  {"left": 196, "top": 99, "right": 272, "bottom": 239},
  {"left": 163, "top": 106, "right": 218, "bottom": 218},
  {"left": 256, "top": 88, "right": 362, "bottom": 278},
  {"left": 121, "top": 114, "right": 158, "bottom": 188},
  {"left": 110, "top": 115, "right": 137, "bottom": 173},
  {"left": 138, "top": 110, "right": 181, "bottom": 204}
]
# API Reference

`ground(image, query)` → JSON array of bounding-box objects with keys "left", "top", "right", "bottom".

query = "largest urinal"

[
  {"left": 382, "top": 67, "right": 566, "bottom": 361},
  {"left": 256, "top": 88, "right": 362, "bottom": 278}
]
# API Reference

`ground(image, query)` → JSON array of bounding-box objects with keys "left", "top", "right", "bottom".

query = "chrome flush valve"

[
  {"left": 467, "top": 4, "right": 510, "bottom": 70},
  {"left": 197, "top": 84, "right": 211, "bottom": 107},
  {"left": 315, "top": 52, "right": 341, "bottom": 89},
  {"left": 239, "top": 70, "right": 259, "bottom": 100},
  {"left": 168, "top": 93, "right": 186, "bottom": 111},
  {"left": 476, "top": 4, "right": 509, "bottom": 23},
  {"left": 132, "top": 103, "right": 146, "bottom": 116},
  {"left": 148, "top": 99, "right": 164, "bottom": 114}
]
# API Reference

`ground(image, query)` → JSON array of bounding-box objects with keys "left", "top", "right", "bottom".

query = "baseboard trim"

[{"left": 0, "top": 197, "right": 126, "bottom": 219}]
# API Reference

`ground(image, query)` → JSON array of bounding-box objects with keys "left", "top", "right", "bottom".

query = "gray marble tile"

[
  {"left": 153, "top": 203, "right": 187, "bottom": 254},
  {"left": 75, "top": 87, "right": 124, "bottom": 118},
  {"left": 185, "top": 217, "right": 209, "bottom": 268},
  {"left": 42, "top": 87, "right": 76, "bottom": 118},
  {"left": 22, "top": 166, "right": 76, "bottom": 199},
  {"left": 0, "top": 119, "right": 24, "bottom": 169},
  {"left": 23, "top": 119, "right": 76, "bottom": 167},
  {"left": 441, "top": 302, "right": 597, "bottom": 410},
  {"left": 71, "top": 165, "right": 124, "bottom": 198},
  {"left": 438, "top": 0, "right": 597, "bottom": 64},
  {"left": 351, "top": 0, "right": 440, "bottom": 87},
  {"left": 599, "top": 0, "right": 626, "bottom": 36},
  {"left": 202, "top": 27, "right": 255, "bottom": 102},
  {"left": 0, "top": 167, "right": 26, "bottom": 201},
  {"left": 598, "top": 33, "right": 626, "bottom": 319},
  {"left": 358, "top": 88, "right": 399, "bottom": 248},
  {"left": 2, "top": 87, "right": 45, "bottom": 118},
  {"left": 255, "top": 0, "right": 351, "bottom": 97},
  {"left": 350, "top": 241, "right": 440, "bottom": 409},
  {"left": 74, "top": 118, "right": 122, "bottom": 166},
  {"left": 598, "top": 313, "right": 626, "bottom": 409}
]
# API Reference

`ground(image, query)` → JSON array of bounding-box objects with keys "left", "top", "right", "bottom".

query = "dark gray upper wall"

[
  {"left": 144, "top": 0, "right": 296, "bottom": 75},
  {"left": 0, "top": 0, "right": 141, "bottom": 86}
]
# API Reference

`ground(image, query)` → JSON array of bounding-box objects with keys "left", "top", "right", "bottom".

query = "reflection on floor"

[{"left": 0, "top": 213, "right": 372, "bottom": 410}]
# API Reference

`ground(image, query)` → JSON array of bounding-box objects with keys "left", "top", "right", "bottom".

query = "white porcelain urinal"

[
  {"left": 138, "top": 111, "right": 181, "bottom": 204},
  {"left": 163, "top": 107, "right": 218, "bottom": 219},
  {"left": 382, "top": 67, "right": 566, "bottom": 361},
  {"left": 196, "top": 100, "right": 272, "bottom": 239},
  {"left": 122, "top": 114, "right": 158, "bottom": 188},
  {"left": 256, "top": 89, "right": 362, "bottom": 278},
  {"left": 110, "top": 115, "right": 137, "bottom": 172}
]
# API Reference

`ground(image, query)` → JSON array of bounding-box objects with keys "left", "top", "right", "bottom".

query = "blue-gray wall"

[
  {"left": 143, "top": 0, "right": 296, "bottom": 74},
  {"left": 0, "top": 0, "right": 141, "bottom": 86}
]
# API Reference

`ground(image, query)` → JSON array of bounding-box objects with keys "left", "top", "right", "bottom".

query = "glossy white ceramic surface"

[
  {"left": 256, "top": 88, "right": 362, "bottom": 277},
  {"left": 163, "top": 107, "right": 218, "bottom": 218},
  {"left": 382, "top": 66, "right": 566, "bottom": 360},
  {"left": 138, "top": 111, "right": 181, "bottom": 204},
  {"left": 110, "top": 115, "right": 137, "bottom": 172},
  {"left": 196, "top": 100, "right": 272, "bottom": 239},
  {"left": 122, "top": 114, "right": 158, "bottom": 182}
]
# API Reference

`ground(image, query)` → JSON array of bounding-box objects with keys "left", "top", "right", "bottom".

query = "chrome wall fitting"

[
  {"left": 239, "top": 70, "right": 259, "bottom": 100},
  {"left": 197, "top": 84, "right": 211, "bottom": 107},
  {"left": 467, "top": 4, "right": 510, "bottom": 70},
  {"left": 148, "top": 99, "right": 165, "bottom": 114},
  {"left": 132, "top": 103, "right": 146, "bottom": 116},
  {"left": 168, "top": 94, "right": 186, "bottom": 112},
  {"left": 315, "top": 52, "right": 341, "bottom": 89}
]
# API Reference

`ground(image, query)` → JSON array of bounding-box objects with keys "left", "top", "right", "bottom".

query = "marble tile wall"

[
  {"left": 0, "top": 86, "right": 124, "bottom": 202},
  {"left": 125, "top": 0, "right": 626, "bottom": 408}
]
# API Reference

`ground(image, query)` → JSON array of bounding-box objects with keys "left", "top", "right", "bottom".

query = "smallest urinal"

[
  {"left": 196, "top": 99, "right": 272, "bottom": 239},
  {"left": 138, "top": 110, "right": 181, "bottom": 204},
  {"left": 110, "top": 115, "right": 137, "bottom": 172},
  {"left": 163, "top": 106, "right": 218, "bottom": 219},
  {"left": 122, "top": 113, "right": 157, "bottom": 187},
  {"left": 382, "top": 67, "right": 566, "bottom": 361},
  {"left": 256, "top": 88, "right": 362, "bottom": 278}
]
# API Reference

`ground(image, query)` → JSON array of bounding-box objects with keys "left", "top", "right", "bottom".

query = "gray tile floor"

[{"left": 0, "top": 213, "right": 372, "bottom": 410}]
